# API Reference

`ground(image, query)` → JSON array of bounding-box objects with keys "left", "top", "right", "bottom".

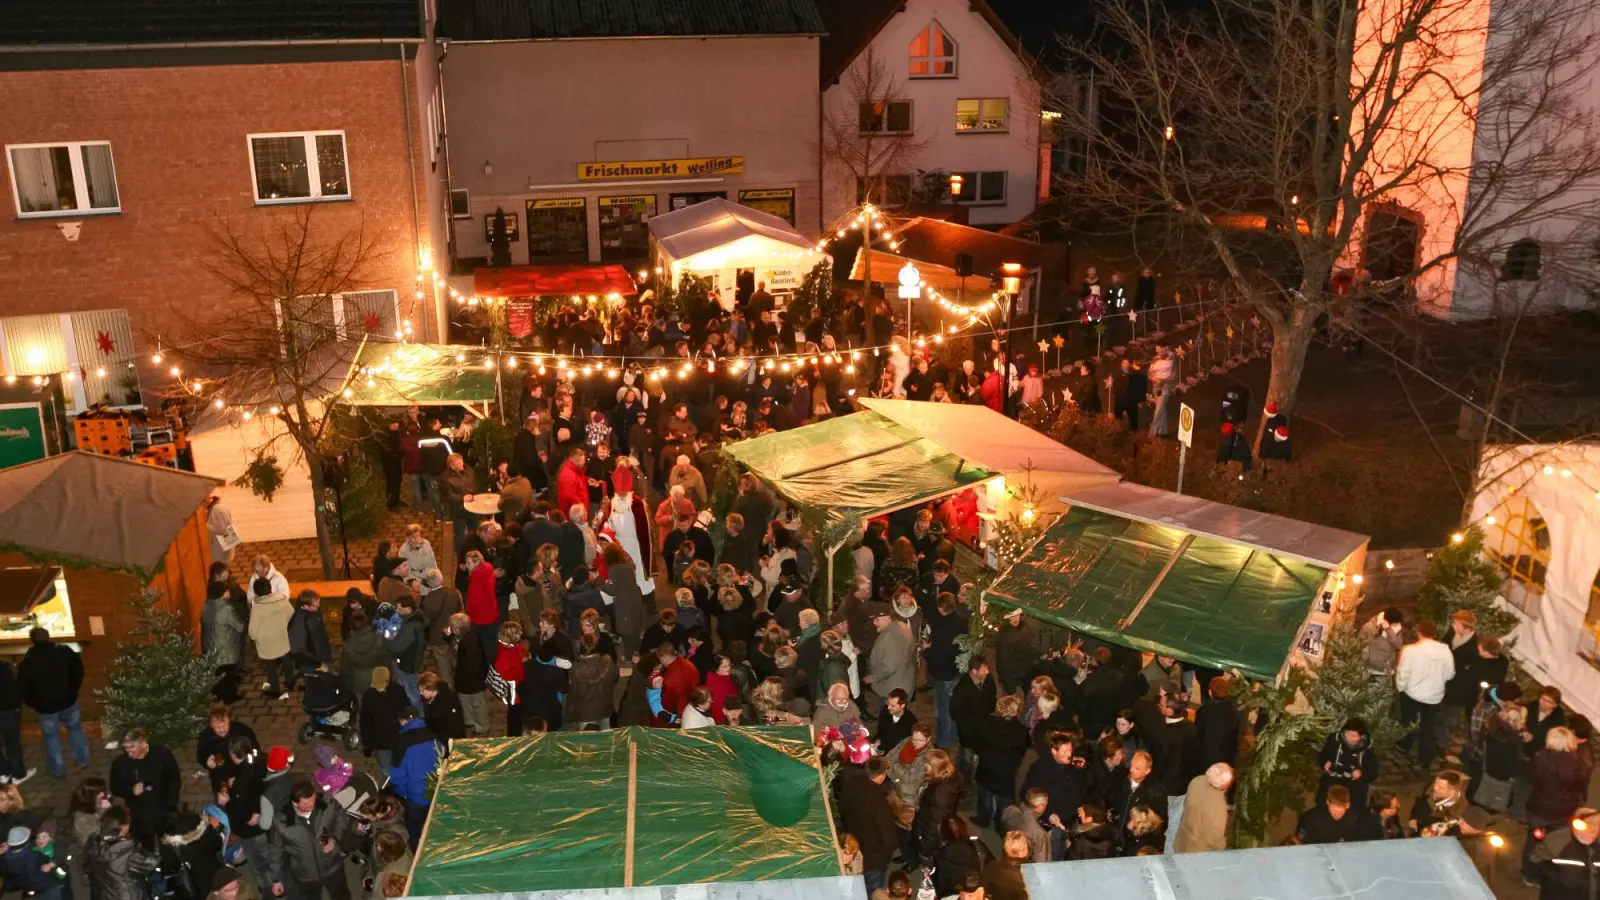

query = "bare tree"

[
  {"left": 823, "top": 44, "right": 931, "bottom": 292},
  {"left": 163, "top": 208, "right": 386, "bottom": 578},
  {"left": 1052, "top": 0, "right": 1600, "bottom": 423}
]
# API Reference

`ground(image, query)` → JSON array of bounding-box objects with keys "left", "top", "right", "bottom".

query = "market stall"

[
  {"left": 406, "top": 727, "right": 849, "bottom": 898},
  {"left": 0, "top": 451, "right": 219, "bottom": 708},
  {"left": 648, "top": 199, "right": 828, "bottom": 308},
  {"left": 463, "top": 264, "right": 639, "bottom": 347},
  {"left": 984, "top": 481, "right": 1368, "bottom": 681},
  {"left": 339, "top": 340, "right": 501, "bottom": 418},
  {"left": 1468, "top": 442, "right": 1600, "bottom": 722}
]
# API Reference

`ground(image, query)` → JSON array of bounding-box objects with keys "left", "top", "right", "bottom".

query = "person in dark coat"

[
  {"left": 107, "top": 729, "right": 180, "bottom": 849},
  {"left": 194, "top": 704, "right": 257, "bottom": 794},
  {"left": 875, "top": 690, "right": 918, "bottom": 755},
  {"left": 1316, "top": 717, "right": 1379, "bottom": 808},
  {"left": 1194, "top": 676, "right": 1241, "bottom": 769},
  {"left": 418, "top": 673, "right": 465, "bottom": 747},
  {"left": 911, "top": 751, "right": 964, "bottom": 864},
  {"left": 993, "top": 609, "right": 1033, "bottom": 696},
  {"left": 359, "top": 666, "right": 409, "bottom": 770},
  {"left": 1021, "top": 733, "right": 1090, "bottom": 849},
  {"left": 287, "top": 591, "right": 333, "bottom": 683},
  {"left": 0, "top": 659, "right": 28, "bottom": 785},
  {"left": 971, "top": 695, "right": 1031, "bottom": 830},
  {"left": 85, "top": 806, "right": 157, "bottom": 900},
  {"left": 1295, "top": 785, "right": 1367, "bottom": 844},
  {"left": 158, "top": 809, "right": 223, "bottom": 900},
  {"left": 16, "top": 629, "right": 88, "bottom": 779},
  {"left": 450, "top": 616, "right": 491, "bottom": 736},
  {"left": 932, "top": 817, "right": 992, "bottom": 899},
  {"left": 1066, "top": 802, "right": 1119, "bottom": 860},
  {"left": 1150, "top": 697, "right": 1202, "bottom": 796},
  {"left": 1078, "top": 647, "right": 1128, "bottom": 741},
  {"left": 1108, "top": 751, "right": 1166, "bottom": 851},
  {"left": 835, "top": 759, "right": 899, "bottom": 894}
]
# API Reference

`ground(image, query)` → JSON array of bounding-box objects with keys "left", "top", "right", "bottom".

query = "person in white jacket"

[
  {"left": 1394, "top": 620, "right": 1455, "bottom": 768},
  {"left": 681, "top": 687, "right": 717, "bottom": 730},
  {"left": 247, "top": 555, "right": 294, "bottom": 700}
]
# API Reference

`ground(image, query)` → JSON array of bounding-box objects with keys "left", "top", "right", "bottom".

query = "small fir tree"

[
  {"left": 95, "top": 590, "right": 217, "bottom": 748},
  {"left": 1416, "top": 526, "right": 1518, "bottom": 640}
]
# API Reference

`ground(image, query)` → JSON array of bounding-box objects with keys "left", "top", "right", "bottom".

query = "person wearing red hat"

[
  {"left": 1262, "top": 402, "right": 1291, "bottom": 462},
  {"left": 604, "top": 461, "right": 655, "bottom": 597}
]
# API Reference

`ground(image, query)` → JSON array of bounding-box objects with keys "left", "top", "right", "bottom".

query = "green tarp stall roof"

[
  {"left": 341, "top": 340, "right": 499, "bottom": 408},
  {"left": 721, "top": 410, "right": 994, "bottom": 524},
  {"left": 985, "top": 484, "right": 1367, "bottom": 681},
  {"left": 0, "top": 451, "right": 220, "bottom": 577},
  {"left": 407, "top": 726, "right": 841, "bottom": 896}
]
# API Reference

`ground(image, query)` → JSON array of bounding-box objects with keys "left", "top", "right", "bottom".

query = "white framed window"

[
  {"left": 952, "top": 171, "right": 1007, "bottom": 205},
  {"left": 860, "top": 100, "right": 914, "bottom": 135},
  {"left": 910, "top": 21, "right": 957, "bottom": 78},
  {"left": 956, "top": 98, "right": 1009, "bottom": 132},
  {"left": 274, "top": 289, "right": 398, "bottom": 353},
  {"left": 6, "top": 141, "right": 120, "bottom": 218},
  {"left": 248, "top": 131, "right": 351, "bottom": 204}
]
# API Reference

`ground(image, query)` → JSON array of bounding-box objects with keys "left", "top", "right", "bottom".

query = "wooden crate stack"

[{"left": 73, "top": 413, "right": 133, "bottom": 456}]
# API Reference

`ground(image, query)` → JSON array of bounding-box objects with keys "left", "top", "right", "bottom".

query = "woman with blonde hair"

[
  {"left": 750, "top": 676, "right": 804, "bottom": 725},
  {"left": 912, "top": 748, "right": 963, "bottom": 863},
  {"left": 716, "top": 585, "right": 755, "bottom": 650},
  {"left": 972, "top": 694, "right": 1030, "bottom": 829},
  {"left": 1124, "top": 804, "right": 1166, "bottom": 855},
  {"left": 1524, "top": 724, "right": 1591, "bottom": 877}
]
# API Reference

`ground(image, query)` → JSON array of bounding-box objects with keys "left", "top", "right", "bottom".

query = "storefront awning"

[
  {"left": 341, "top": 340, "right": 499, "bottom": 411},
  {"left": 723, "top": 410, "right": 995, "bottom": 525},
  {"left": 984, "top": 502, "right": 1336, "bottom": 681},
  {"left": 473, "top": 264, "right": 638, "bottom": 299}
]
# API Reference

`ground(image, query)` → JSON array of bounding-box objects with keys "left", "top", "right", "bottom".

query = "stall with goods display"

[
  {"left": 457, "top": 264, "right": 639, "bottom": 348},
  {"left": 984, "top": 481, "right": 1369, "bottom": 681},
  {"left": 0, "top": 451, "right": 219, "bottom": 709},
  {"left": 648, "top": 198, "right": 828, "bottom": 309},
  {"left": 404, "top": 727, "right": 859, "bottom": 900}
]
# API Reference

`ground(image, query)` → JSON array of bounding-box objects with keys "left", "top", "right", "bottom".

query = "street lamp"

[
  {"left": 898, "top": 262, "right": 922, "bottom": 337},
  {"left": 949, "top": 173, "right": 964, "bottom": 199},
  {"left": 1000, "top": 262, "right": 1024, "bottom": 419}
]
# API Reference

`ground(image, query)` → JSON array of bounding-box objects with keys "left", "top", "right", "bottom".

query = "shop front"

[
  {"left": 525, "top": 198, "right": 588, "bottom": 264},
  {"left": 597, "top": 194, "right": 656, "bottom": 261},
  {"left": 648, "top": 199, "right": 827, "bottom": 309}
]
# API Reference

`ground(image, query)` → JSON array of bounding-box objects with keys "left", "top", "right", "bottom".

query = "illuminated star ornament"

[
  {"left": 1128, "top": 310, "right": 1138, "bottom": 322},
  {"left": 1052, "top": 335, "right": 1065, "bottom": 348},
  {"left": 96, "top": 331, "right": 115, "bottom": 354},
  {"left": 1037, "top": 340, "right": 1050, "bottom": 353},
  {"left": 364, "top": 311, "right": 383, "bottom": 333}
]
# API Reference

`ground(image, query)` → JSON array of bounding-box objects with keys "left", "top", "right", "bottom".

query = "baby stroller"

[{"left": 298, "top": 669, "right": 361, "bottom": 751}]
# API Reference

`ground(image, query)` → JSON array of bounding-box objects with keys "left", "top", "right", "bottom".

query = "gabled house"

[{"left": 815, "top": 0, "right": 1044, "bottom": 228}]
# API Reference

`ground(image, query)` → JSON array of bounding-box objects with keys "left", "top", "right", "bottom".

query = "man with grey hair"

[
  {"left": 999, "top": 787, "right": 1052, "bottom": 862},
  {"left": 1173, "top": 762, "right": 1234, "bottom": 853}
]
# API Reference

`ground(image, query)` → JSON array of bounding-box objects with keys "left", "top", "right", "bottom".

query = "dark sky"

[{"left": 986, "top": 0, "right": 1210, "bottom": 67}]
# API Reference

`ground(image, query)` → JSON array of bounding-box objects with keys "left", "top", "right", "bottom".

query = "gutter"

[
  {"left": 0, "top": 37, "right": 422, "bottom": 53},
  {"left": 436, "top": 32, "right": 825, "bottom": 44}
]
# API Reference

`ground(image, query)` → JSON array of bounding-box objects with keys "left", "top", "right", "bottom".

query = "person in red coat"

[
  {"left": 657, "top": 641, "right": 701, "bottom": 724},
  {"left": 980, "top": 369, "right": 1004, "bottom": 412},
  {"left": 464, "top": 550, "right": 499, "bottom": 663},
  {"left": 556, "top": 446, "right": 590, "bottom": 519}
]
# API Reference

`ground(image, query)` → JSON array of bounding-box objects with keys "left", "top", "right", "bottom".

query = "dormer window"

[{"left": 910, "top": 22, "right": 956, "bottom": 77}]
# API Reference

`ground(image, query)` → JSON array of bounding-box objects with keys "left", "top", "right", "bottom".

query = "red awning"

[{"left": 473, "top": 264, "right": 639, "bottom": 299}]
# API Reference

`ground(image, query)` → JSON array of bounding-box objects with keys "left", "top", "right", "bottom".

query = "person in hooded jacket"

[
  {"left": 390, "top": 709, "right": 438, "bottom": 848},
  {"left": 339, "top": 611, "right": 389, "bottom": 706},
  {"left": 596, "top": 543, "right": 647, "bottom": 664},
  {"left": 246, "top": 577, "right": 294, "bottom": 700},
  {"left": 1316, "top": 717, "right": 1379, "bottom": 809},
  {"left": 270, "top": 780, "right": 351, "bottom": 900},
  {"left": 86, "top": 806, "right": 157, "bottom": 900},
  {"left": 1066, "top": 801, "right": 1118, "bottom": 861},
  {"left": 158, "top": 810, "right": 222, "bottom": 900}
]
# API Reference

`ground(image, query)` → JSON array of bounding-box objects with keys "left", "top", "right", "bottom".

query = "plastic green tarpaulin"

[
  {"left": 985, "top": 507, "right": 1328, "bottom": 680},
  {"left": 407, "top": 727, "right": 839, "bottom": 895},
  {"left": 722, "top": 411, "right": 993, "bottom": 523},
  {"left": 342, "top": 341, "right": 499, "bottom": 406}
]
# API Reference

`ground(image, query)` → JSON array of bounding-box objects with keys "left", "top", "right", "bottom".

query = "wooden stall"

[{"left": 0, "top": 452, "right": 219, "bottom": 715}]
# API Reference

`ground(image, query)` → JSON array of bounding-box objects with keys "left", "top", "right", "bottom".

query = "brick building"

[{"left": 0, "top": 0, "right": 449, "bottom": 411}]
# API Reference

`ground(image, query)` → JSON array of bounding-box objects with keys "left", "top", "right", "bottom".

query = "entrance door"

[
  {"left": 526, "top": 198, "right": 588, "bottom": 263},
  {"left": 736, "top": 268, "right": 756, "bottom": 306}
]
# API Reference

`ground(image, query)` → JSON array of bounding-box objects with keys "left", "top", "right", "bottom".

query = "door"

[{"left": 598, "top": 194, "right": 656, "bottom": 262}]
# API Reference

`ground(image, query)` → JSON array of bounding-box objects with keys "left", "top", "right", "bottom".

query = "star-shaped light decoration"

[
  {"left": 1206, "top": 330, "right": 1216, "bottom": 341},
  {"left": 364, "top": 311, "right": 383, "bottom": 333},
  {"left": 96, "top": 331, "right": 115, "bottom": 354},
  {"left": 1226, "top": 325, "right": 1235, "bottom": 339},
  {"left": 1176, "top": 346, "right": 1187, "bottom": 358},
  {"left": 1037, "top": 340, "right": 1050, "bottom": 353},
  {"left": 1249, "top": 315, "right": 1261, "bottom": 326},
  {"left": 1128, "top": 310, "right": 1138, "bottom": 322},
  {"left": 1053, "top": 335, "right": 1066, "bottom": 348}
]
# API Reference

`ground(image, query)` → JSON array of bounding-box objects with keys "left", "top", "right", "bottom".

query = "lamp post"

[
  {"left": 898, "top": 262, "right": 922, "bottom": 338},
  {"left": 1001, "top": 262, "right": 1023, "bottom": 418},
  {"left": 948, "top": 173, "right": 964, "bottom": 200}
]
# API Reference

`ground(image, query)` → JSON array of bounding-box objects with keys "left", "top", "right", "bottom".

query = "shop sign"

[
  {"left": 578, "top": 157, "right": 743, "bottom": 181},
  {"left": 600, "top": 195, "right": 655, "bottom": 207},
  {"left": 531, "top": 198, "right": 585, "bottom": 210},
  {"left": 506, "top": 301, "right": 534, "bottom": 338},
  {"left": 759, "top": 268, "right": 803, "bottom": 290},
  {"left": 0, "top": 404, "right": 47, "bottom": 471},
  {"left": 739, "top": 188, "right": 793, "bottom": 201}
]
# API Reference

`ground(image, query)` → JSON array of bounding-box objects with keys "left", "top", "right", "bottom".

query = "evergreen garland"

[{"left": 95, "top": 590, "right": 217, "bottom": 748}]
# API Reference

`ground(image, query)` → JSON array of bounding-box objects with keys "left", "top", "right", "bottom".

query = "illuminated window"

[
  {"left": 248, "top": 131, "right": 349, "bottom": 204},
  {"left": 1501, "top": 239, "right": 1542, "bottom": 281},
  {"left": 0, "top": 566, "right": 77, "bottom": 642},
  {"left": 910, "top": 22, "right": 957, "bottom": 78},
  {"left": 956, "top": 99, "right": 1009, "bottom": 132},
  {"left": 859, "top": 101, "right": 913, "bottom": 135},
  {"left": 6, "top": 141, "right": 119, "bottom": 217},
  {"left": 951, "top": 171, "right": 1007, "bottom": 205},
  {"left": 1488, "top": 494, "right": 1549, "bottom": 612}
]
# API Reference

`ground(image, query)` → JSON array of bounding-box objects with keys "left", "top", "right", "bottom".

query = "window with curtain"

[
  {"left": 249, "top": 131, "right": 350, "bottom": 203},
  {"left": 909, "top": 22, "right": 956, "bottom": 77},
  {"left": 952, "top": 171, "right": 1007, "bottom": 204},
  {"left": 7, "top": 141, "right": 120, "bottom": 216},
  {"left": 1488, "top": 494, "right": 1549, "bottom": 613},
  {"left": 956, "top": 98, "right": 1009, "bottom": 132},
  {"left": 859, "top": 100, "right": 913, "bottom": 134}
]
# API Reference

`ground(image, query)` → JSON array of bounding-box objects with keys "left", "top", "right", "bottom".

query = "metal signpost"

[{"left": 1176, "top": 403, "right": 1195, "bottom": 494}]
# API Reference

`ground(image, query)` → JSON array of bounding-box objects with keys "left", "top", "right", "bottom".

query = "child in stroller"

[{"left": 299, "top": 669, "right": 361, "bottom": 751}]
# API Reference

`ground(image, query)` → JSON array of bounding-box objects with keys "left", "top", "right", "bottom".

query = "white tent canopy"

[
  {"left": 1059, "top": 481, "right": 1369, "bottom": 568},
  {"left": 858, "top": 398, "right": 1118, "bottom": 515},
  {"left": 648, "top": 200, "right": 827, "bottom": 306},
  {"left": 1469, "top": 442, "right": 1600, "bottom": 723}
]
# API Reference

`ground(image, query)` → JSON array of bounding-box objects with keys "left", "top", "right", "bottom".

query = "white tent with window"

[
  {"left": 648, "top": 199, "right": 827, "bottom": 308},
  {"left": 1468, "top": 442, "right": 1600, "bottom": 722}
]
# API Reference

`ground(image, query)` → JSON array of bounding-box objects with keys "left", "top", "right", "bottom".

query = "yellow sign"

[
  {"left": 600, "top": 195, "right": 655, "bottom": 207},
  {"left": 578, "top": 157, "right": 744, "bottom": 181},
  {"left": 739, "top": 188, "right": 793, "bottom": 201},
  {"left": 530, "top": 198, "right": 584, "bottom": 209}
]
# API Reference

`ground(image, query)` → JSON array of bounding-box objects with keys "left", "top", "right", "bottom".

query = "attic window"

[
  {"left": 1502, "top": 238, "right": 1542, "bottom": 281},
  {"left": 910, "top": 22, "right": 956, "bottom": 77}
]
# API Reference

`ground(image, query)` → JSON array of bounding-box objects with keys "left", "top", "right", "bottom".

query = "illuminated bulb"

[
  {"left": 268, "top": 406, "right": 280, "bottom": 415},
  {"left": 3, "top": 375, "right": 14, "bottom": 385},
  {"left": 1543, "top": 465, "right": 1555, "bottom": 475},
  {"left": 780, "top": 362, "right": 791, "bottom": 372},
  {"left": 934, "top": 335, "right": 945, "bottom": 344},
  {"left": 151, "top": 354, "right": 163, "bottom": 364},
  {"left": 213, "top": 399, "right": 225, "bottom": 409},
  {"left": 1352, "top": 574, "right": 1364, "bottom": 584},
  {"left": 607, "top": 368, "right": 619, "bottom": 378},
  {"left": 1562, "top": 469, "right": 1572, "bottom": 478},
  {"left": 96, "top": 367, "right": 107, "bottom": 377},
  {"left": 1451, "top": 532, "right": 1465, "bottom": 544},
  {"left": 557, "top": 359, "right": 568, "bottom": 370},
  {"left": 506, "top": 357, "right": 517, "bottom": 368},
  {"left": 847, "top": 389, "right": 857, "bottom": 397},
  {"left": 1485, "top": 515, "right": 1496, "bottom": 525},
  {"left": 836, "top": 229, "right": 846, "bottom": 238},
  {"left": 342, "top": 389, "right": 353, "bottom": 398},
  {"left": 192, "top": 381, "right": 202, "bottom": 392},
  {"left": 1384, "top": 559, "right": 1395, "bottom": 570},
  {"left": 851, "top": 351, "right": 861, "bottom": 361},
  {"left": 1021, "top": 506, "right": 1036, "bottom": 524},
  {"left": 241, "top": 411, "right": 252, "bottom": 421},
  {"left": 63, "top": 371, "right": 74, "bottom": 381},
  {"left": 845, "top": 364, "right": 856, "bottom": 374},
  {"left": 31, "top": 376, "right": 43, "bottom": 386},
  {"left": 169, "top": 366, "right": 181, "bottom": 377},
  {"left": 483, "top": 359, "right": 494, "bottom": 369},
  {"left": 454, "top": 352, "right": 466, "bottom": 363},
  {"left": 1488, "top": 834, "right": 1505, "bottom": 850}
]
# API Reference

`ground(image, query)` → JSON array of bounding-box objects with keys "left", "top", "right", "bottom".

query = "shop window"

[
  {"left": 669, "top": 191, "right": 727, "bottom": 212},
  {"left": 1488, "top": 494, "right": 1550, "bottom": 612},
  {"left": 952, "top": 171, "right": 1007, "bottom": 205},
  {"left": 956, "top": 99, "right": 1009, "bottom": 132},
  {"left": 856, "top": 175, "right": 913, "bottom": 206},
  {"left": 249, "top": 131, "right": 350, "bottom": 204},
  {"left": 1501, "top": 239, "right": 1542, "bottom": 281},
  {"left": 7, "top": 141, "right": 119, "bottom": 217},
  {"left": 860, "top": 101, "right": 913, "bottom": 135},
  {"left": 910, "top": 22, "right": 957, "bottom": 77},
  {"left": 526, "top": 198, "right": 589, "bottom": 263},
  {"left": 598, "top": 194, "right": 656, "bottom": 261},
  {"left": 0, "top": 566, "right": 77, "bottom": 643},
  {"left": 738, "top": 189, "right": 796, "bottom": 224}
]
